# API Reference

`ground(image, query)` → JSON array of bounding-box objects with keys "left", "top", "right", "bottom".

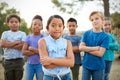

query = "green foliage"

[
  {"left": 0, "top": 2, "right": 30, "bottom": 37},
  {"left": 20, "top": 19, "right": 30, "bottom": 35},
  {"left": 51, "top": 0, "right": 85, "bottom": 15},
  {"left": 110, "top": 12, "right": 120, "bottom": 42},
  {"left": 111, "top": 12, "right": 120, "bottom": 29},
  {"left": 51, "top": 0, "right": 120, "bottom": 17}
]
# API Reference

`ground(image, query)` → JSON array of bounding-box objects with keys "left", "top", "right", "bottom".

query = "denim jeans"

[
  {"left": 82, "top": 67, "right": 104, "bottom": 80},
  {"left": 43, "top": 72, "right": 72, "bottom": 80},
  {"left": 104, "top": 60, "right": 112, "bottom": 80},
  {"left": 24, "top": 63, "right": 43, "bottom": 80}
]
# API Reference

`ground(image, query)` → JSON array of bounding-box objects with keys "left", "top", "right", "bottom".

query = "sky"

[{"left": 0, "top": 0, "right": 106, "bottom": 31}]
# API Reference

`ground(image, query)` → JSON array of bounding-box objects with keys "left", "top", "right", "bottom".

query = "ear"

[{"left": 76, "top": 25, "right": 78, "bottom": 28}]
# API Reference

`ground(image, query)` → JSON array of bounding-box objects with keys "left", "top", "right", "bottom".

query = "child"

[
  {"left": 103, "top": 17, "right": 119, "bottom": 80},
  {"left": 0, "top": 14, "right": 26, "bottom": 80},
  {"left": 38, "top": 15, "right": 74, "bottom": 80},
  {"left": 22, "top": 15, "right": 44, "bottom": 80},
  {"left": 64, "top": 18, "right": 82, "bottom": 80},
  {"left": 79, "top": 11, "right": 109, "bottom": 80}
]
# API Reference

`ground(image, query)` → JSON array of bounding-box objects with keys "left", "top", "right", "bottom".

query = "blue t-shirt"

[
  {"left": 25, "top": 34, "right": 44, "bottom": 64},
  {"left": 81, "top": 30, "right": 109, "bottom": 70},
  {"left": 64, "top": 35, "right": 82, "bottom": 65}
]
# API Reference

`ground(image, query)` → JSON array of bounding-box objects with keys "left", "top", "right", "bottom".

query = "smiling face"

[
  {"left": 103, "top": 19, "right": 112, "bottom": 33},
  {"left": 67, "top": 22, "right": 77, "bottom": 35},
  {"left": 47, "top": 18, "right": 64, "bottom": 39},
  {"left": 7, "top": 17, "right": 20, "bottom": 32},
  {"left": 31, "top": 19, "right": 43, "bottom": 35}
]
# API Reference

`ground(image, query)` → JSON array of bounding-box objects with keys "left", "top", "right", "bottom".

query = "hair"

[
  {"left": 89, "top": 11, "right": 104, "bottom": 21},
  {"left": 67, "top": 17, "right": 77, "bottom": 24},
  {"left": 31, "top": 15, "right": 43, "bottom": 29},
  {"left": 46, "top": 15, "right": 64, "bottom": 30},
  {"left": 6, "top": 14, "right": 21, "bottom": 23},
  {"left": 104, "top": 17, "right": 112, "bottom": 23},
  {"left": 32, "top": 15, "right": 43, "bottom": 21}
]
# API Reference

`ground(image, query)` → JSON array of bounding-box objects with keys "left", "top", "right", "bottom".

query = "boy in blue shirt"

[{"left": 64, "top": 18, "right": 82, "bottom": 80}]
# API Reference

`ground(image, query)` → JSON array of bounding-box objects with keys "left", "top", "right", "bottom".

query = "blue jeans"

[
  {"left": 82, "top": 67, "right": 104, "bottom": 80},
  {"left": 24, "top": 63, "right": 43, "bottom": 80},
  {"left": 104, "top": 60, "right": 112, "bottom": 80},
  {"left": 43, "top": 72, "right": 72, "bottom": 80}
]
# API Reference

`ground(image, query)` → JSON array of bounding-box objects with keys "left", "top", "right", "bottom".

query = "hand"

[
  {"left": 14, "top": 40, "right": 22, "bottom": 44},
  {"left": 40, "top": 56, "right": 52, "bottom": 65},
  {"left": 29, "top": 46, "right": 34, "bottom": 51},
  {"left": 97, "top": 46, "right": 100, "bottom": 51}
]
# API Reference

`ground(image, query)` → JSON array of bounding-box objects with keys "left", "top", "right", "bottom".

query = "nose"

[{"left": 55, "top": 26, "right": 59, "bottom": 30}]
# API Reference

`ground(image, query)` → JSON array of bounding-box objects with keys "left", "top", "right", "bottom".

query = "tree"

[
  {"left": 51, "top": 0, "right": 120, "bottom": 17},
  {"left": 0, "top": 2, "right": 30, "bottom": 37},
  {"left": 103, "top": 0, "right": 110, "bottom": 17},
  {"left": 110, "top": 12, "right": 120, "bottom": 39}
]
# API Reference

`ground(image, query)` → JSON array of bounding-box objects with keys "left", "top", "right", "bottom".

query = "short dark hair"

[
  {"left": 6, "top": 14, "right": 21, "bottom": 23},
  {"left": 67, "top": 18, "right": 77, "bottom": 24},
  {"left": 32, "top": 15, "right": 42, "bottom": 21}
]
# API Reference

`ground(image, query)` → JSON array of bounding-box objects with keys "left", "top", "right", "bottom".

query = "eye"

[
  {"left": 91, "top": 19, "right": 93, "bottom": 21},
  {"left": 59, "top": 25, "right": 62, "bottom": 28},
  {"left": 15, "top": 21, "right": 18, "bottom": 24},
  {"left": 104, "top": 24, "right": 111, "bottom": 26},
  {"left": 95, "top": 17, "right": 99, "bottom": 20},
  {"left": 33, "top": 23, "right": 37, "bottom": 26}
]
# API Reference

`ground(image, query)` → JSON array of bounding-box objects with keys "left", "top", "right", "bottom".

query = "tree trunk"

[{"left": 103, "top": 0, "right": 110, "bottom": 17}]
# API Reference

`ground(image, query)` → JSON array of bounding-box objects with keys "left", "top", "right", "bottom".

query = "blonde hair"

[{"left": 89, "top": 11, "right": 104, "bottom": 21}]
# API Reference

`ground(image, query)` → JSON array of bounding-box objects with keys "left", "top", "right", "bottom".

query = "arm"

[
  {"left": 28, "top": 46, "right": 39, "bottom": 54},
  {"left": 0, "top": 39, "right": 20, "bottom": 48},
  {"left": 79, "top": 42, "right": 105, "bottom": 57},
  {"left": 88, "top": 47, "right": 106, "bottom": 57},
  {"left": 39, "top": 40, "right": 74, "bottom": 68},
  {"left": 22, "top": 42, "right": 35, "bottom": 56},
  {"left": 12, "top": 41, "right": 25, "bottom": 50},
  {"left": 38, "top": 38, "right": 58, "bottom": 68},
  {"left": 109, "top": 34, "right": 119, "bottom": 51},
  {"left": 50, "top": 40, "right": 74, "bottom": 67},
  {"left": 73, "top": 46, "right": 80, "bottom": 53},
  {"left": 79, "top": 42, "right": 99, "bottom": 52},
  {"left": 109, "top": 43, "right": 119, "bottom": 51}
]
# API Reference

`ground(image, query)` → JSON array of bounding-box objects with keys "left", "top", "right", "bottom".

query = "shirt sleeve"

[
  {"left": 21, "top": 32, "right": 26, "bottom": 41},
  {"left": 1, "top": 31, "right": 7, "bottom": 39},
  {"left": 101, "top": 34, "right": 109, "bottom": 49}
]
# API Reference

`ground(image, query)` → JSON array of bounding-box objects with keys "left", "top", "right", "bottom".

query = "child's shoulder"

[
  {"left": 2, "top": 30, "right": 11, "bottom": 35},
  {"left": 2, "top": 30, "right": 10, "bottom": 33},
  {"left": 18, "top": 30, "right": 26, "bottom": 34}
]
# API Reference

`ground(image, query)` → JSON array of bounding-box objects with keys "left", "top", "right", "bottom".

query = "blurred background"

[{"left": 0, "top": 0, "right": 120, "bottom": 80}]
